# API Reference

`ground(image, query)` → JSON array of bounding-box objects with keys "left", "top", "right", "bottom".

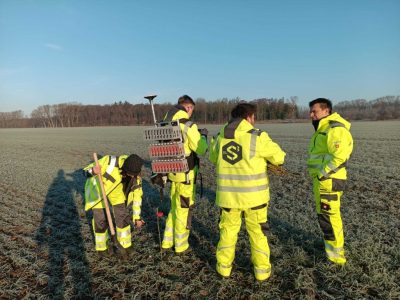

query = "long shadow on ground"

[
  {"left": 189, "top": 185, "right": 219, "bottom": 269},
  {"left": 67, "top": 169, "right": 94, "bottom": 241},
  {"left": 36, "top": 169, "right": 93, "bottom": 299},
  {"left": 269, "top": 214, "right": 325, "bottom": 259}
]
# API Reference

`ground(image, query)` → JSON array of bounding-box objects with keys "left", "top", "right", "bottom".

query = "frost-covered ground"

[{"left": 0, "top": 121, "right": 399, "bottom": 299}]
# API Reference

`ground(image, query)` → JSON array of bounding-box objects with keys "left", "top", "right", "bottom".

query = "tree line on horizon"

[{"left": 0, "top": 95, "right": 398, "bottom": 128}]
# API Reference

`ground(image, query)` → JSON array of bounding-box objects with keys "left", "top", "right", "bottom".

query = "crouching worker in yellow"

[
  {"left": 308, "top": 98, "right": 353, "bottom": 265},
  {"left": 83, "top": 154, "right": 144, "bottom": 257},
  {"left": 209, "top": 102, "right": 285, "bottom": 281}
]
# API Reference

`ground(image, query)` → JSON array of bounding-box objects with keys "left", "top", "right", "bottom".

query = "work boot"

[
  {"left": 255, "top": 274, "right": 271, "bottom": 282},
  {"left": 127, "top": 246, "right": 136, "bottom": 258},
  {"left": 176, "top": 246, "right": 192, "bottom": 256},
  {"left": 97, "top": 247, "right": 112, "bottom": 258},
  {"left": 216, "top": 271, "right": 230, "bottom": 280},
  {"left": 161, "top": 247, "right": 173, "bottom": 255},
  {"left": 117, "top": 247, "right": 130, "bottom": 261}
]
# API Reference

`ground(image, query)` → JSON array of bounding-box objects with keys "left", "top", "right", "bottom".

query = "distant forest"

[{"left": 0, "top": 95, "right": 399, "bottom": 128}]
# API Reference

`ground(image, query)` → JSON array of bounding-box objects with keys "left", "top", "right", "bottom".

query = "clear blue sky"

[{"left": 1, "top": 0, "right": 399, "bottom": 115}]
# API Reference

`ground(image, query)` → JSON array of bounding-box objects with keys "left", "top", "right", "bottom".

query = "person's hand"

[
  {"left": 267, "top": 164, "right": 288, "bottom": 176},
  {"left": 92, "top": 165, "right": 101, "bottom": 175},
  {"left": 135, "top": 219, "right": 145, "bottom": 229},
  {"left": 151, "top": 173, "right": 165, "bottom": 188}
]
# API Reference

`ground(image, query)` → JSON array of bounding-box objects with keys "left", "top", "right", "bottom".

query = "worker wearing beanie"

[
  {"left": 83, "top": 154, "right": 144, "bottom": 257},
  {"left": 123, "top": 155, "right": 145, "bottom": 226}
]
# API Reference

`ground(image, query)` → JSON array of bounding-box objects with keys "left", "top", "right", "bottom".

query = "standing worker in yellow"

[
  {"left": 160, "top": 95, "right": 208, "bottom": 254},
  {"left": 209, "top": 102, "right": 285, "bottom": 281},
  {"left": 307, "top": 98, "right": 353, "bottom": 265},
  {"left": 83, "top": 154, "right": 145, "bottom": 257}
]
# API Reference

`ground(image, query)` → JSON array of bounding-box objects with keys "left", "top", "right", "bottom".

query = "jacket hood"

[
  {"left": 223, "top": 118, "right": 254, "bottom": 139},
  {"left": 165, "top": 104, "right": 189, "bottom": 121},
  {"left": 174, "top": 104, "right": 187, "bottom": 112},
  {"left": 173, "top": 108, "right": 189, "bottom": 120},
  {"left": 318, "top": 112, "right": 351, "bottom": 130}
]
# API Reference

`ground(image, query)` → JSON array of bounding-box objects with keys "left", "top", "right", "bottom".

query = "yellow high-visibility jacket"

[
  {"left": 307, "top": 112, "right": 353, "bottom": 180},
  {"left": 209, "top": 118, "right": 285, "bottom": 209},
  {"left": 83, "top": 155, "right": 132, "bottom": 211},
  {"left": 127, "top": 176, "right": 143, "bottom": 220},
  {"left": 163, "top": 105, "right": 208, "bottom": 182}
]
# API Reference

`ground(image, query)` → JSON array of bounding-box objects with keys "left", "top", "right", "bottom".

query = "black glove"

[
  {"left": 151, "top": 173, "right": 165, "bottom": 188},
  {"left": 198, "top": 128, "right": 208, "bottom": 137}
]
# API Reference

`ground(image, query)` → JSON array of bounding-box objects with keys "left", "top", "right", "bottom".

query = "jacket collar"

[{"left": 224, "top": 118, "right": 254, "bottom": 138}]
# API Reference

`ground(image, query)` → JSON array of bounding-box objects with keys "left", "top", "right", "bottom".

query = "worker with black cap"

[
  {"left": 83, "top": 154, "right": 144, "bottom": 258},
  {"left": 121, "top": 154, "right": 145, "bottom": 229}
]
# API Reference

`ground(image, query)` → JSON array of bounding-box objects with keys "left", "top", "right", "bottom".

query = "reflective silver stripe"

[
  {"left": 329, "top": 121, "right": 345, "bottom": 128},
  {"left": 117, "top": 229, "right": 130, "bottom": 238},
  {"left": 250, "top": 133, "right": 257, "bottom": 159},
  {"left": 218, "top": 184, "right": 269, "bottom": 193},
  {"left": 217, "top": 263, "right": 232, "bottom": 269},
  {"left": 163, "top": 236, "right": 173, "bottom": 242},
  {"left": 327, "top": 162, "right": 338, "bottom": 172},
  {"left": 183, "top": 121, "right": 193, "bottom": 138},
  {"left": 131, "top": 201, "right": 141, "bottom": 206},
  {"left": 254, "top": 267, "right": 271, "bottom": 274},
  {"left": 164, "top": 227, "right": 174, "bottom": 233},
  {"left": 325, "top": 243, "right": 344, "bottom": 253},
  {"left": 175, "top": 232, "right": 189, "bottom": 239},
  {"left": 175, "top": 240, "right": 188, "bottom": 248},
  {"left": 95, "top": 235, "right": 107, "bottom": 242},
  {"left": 218, "top": 245, "right": 234, "bottom": 251},
  {"left": 86, "top": 180, "right": 99, "bottom": 200},
  {"left": 326, "top": 251, "right": 343, "bottom": 258},
  {"left": 106, "top": 156, "right": 116, "bottom": 175},
  {"left": 308, "top": 154, "right": 325, "bottom": 159},
  {"left": 120, "top": 241, "right": 131, "bottom": 247},
  {"left": 254, "top": 248, "right": 269, "bottom": 257},
  {"left": 320, "top": 168, "right": 329, "bottom": 177},
  {"left": 85, "top": 187, "right": 91, "bottom": 200},
  {"left": 217, "top": 173, "right": 267, "bottom": 181},
  {"left": 132, "top": 209, "right": 141, "bottom": 215}
]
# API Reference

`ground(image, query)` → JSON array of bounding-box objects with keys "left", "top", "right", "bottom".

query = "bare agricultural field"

[{"left": 0, "top": 121, "right": 399, "bottom": 299}]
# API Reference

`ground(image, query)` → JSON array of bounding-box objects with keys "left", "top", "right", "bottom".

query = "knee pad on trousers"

[
  {"left": 318, "top": 214, "right": 335, "bottom": 241},
  {"left": 180, "top": 195, "right": 190, "bottom": 208},
  {"left": 113, "top": 203, "right": 130, "bottom": 228},
  {"left": 93, "top": 209, "right": 108, "bottom": 232},
  {"left": 260, "top": 222, "right": 270, "bottom": 237},
  {"left": 250, "top": 204, "right": 269, "bottom": 236}
]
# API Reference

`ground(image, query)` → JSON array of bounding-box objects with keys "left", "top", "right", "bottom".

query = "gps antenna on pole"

[{"left": 144, "top": 95, "right": 158, "bottom": 125}]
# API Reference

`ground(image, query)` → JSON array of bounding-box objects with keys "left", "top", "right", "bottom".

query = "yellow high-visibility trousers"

[
  {"left": 216, "top": 205, "right": 271, "bottom": 281},
  {"left": 162, "top": 181, "right": 195, "bottom": 253},
  {"left": 313, "top": 177, "right": 346, "bottom": 265}
]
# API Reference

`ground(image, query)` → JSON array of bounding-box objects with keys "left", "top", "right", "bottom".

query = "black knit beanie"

[{"left": 122, "top": 154, "right": 144, "bottom": 176}]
